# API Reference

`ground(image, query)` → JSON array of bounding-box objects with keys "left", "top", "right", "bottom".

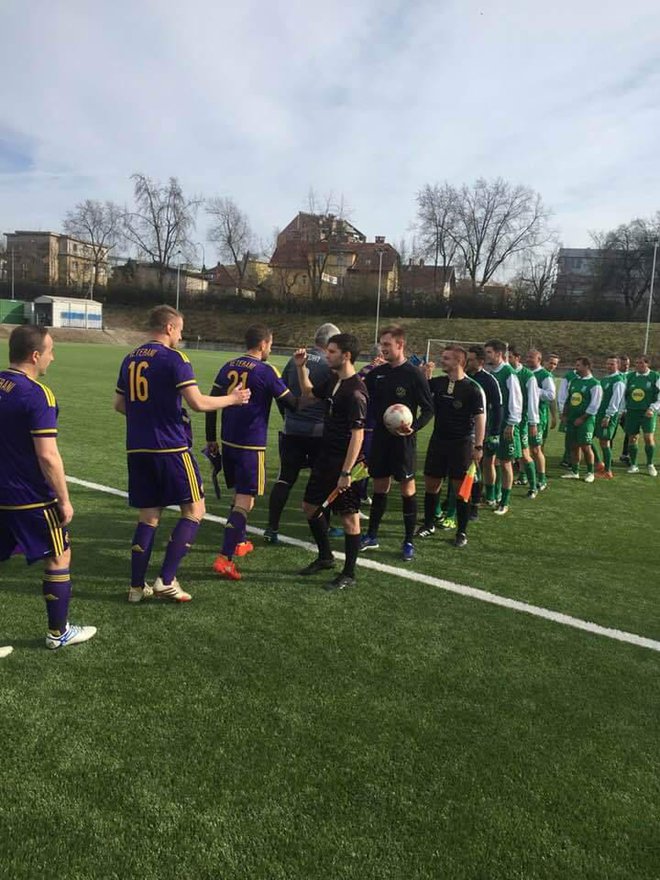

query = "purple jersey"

[
  {"left": 116, "top": 342, "right": 197, "bottom": 453},
  {"left": 210, "top": 356, "right": 292, "bottom": 450},
  {"left": 0, "top": 369, "right": 58, "bottom": 508}
]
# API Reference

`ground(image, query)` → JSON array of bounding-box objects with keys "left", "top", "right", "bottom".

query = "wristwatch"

[
  {"left": 474, "top": 445, "right": 483, "bottom": 450},
  {"left": 340, "top": 470, "right": 351, "bottom": 477}
]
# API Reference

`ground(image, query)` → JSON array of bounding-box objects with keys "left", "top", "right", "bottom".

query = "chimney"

[{"left": 375, "top": 235, "right": 385, "bottom": 244}]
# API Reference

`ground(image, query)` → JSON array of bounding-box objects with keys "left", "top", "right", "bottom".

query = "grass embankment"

[{"left": 104, "top": 306, "right": 660, "bottom": 364}]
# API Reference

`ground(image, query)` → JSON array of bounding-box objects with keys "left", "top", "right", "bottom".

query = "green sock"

[
  {"left": 485, "top": 484, "right": 495, "bottom": 501},
  {"left": 495, "top": 467, "right": 502, "bottom": 500},
  {"left": 603, "top": 448, "right": 612, "bottom": 471},
  {"left": 645, "top": 444, "right": 655, "bottom": 465},
  {"left": 586, "top": 460, "right": 594, "bottom": 475},
  {"left": 537, "top": 471, "right": 546, "bottom": 486},
  {"left": 524, "top": 460, "right": 537, "bottom": 490},
  {"left": 500, "top": 488, "right": 511, "bottom": 507},
  {"left": 629, "top": 445, "right": 638, "bottom": 465},
  {"left": 563, "top": 433, "right": 571, "bottom": 462},
  {"left": 571, "top": 463, "right": 579, "bottom": 475},
  {"left": 591, "top": 443, "right": 602, "bottom": 464}
]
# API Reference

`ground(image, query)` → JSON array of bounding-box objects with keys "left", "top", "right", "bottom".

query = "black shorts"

[
  {"left": 424, "top": 437, "right": 473, "bottom": 481},
  {"left": 304, "top": 456, "right": 362, "bottom": 515},
  {"left": 276, "top": 433, "right": 323, "bottom": 486},
  {"left": 367, "top": 430, "right": 417, "bottom": 482}
]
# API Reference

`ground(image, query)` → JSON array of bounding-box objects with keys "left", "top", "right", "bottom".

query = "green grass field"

[{"left": 1, "top": 342, "right": 659, "bottom": 880}]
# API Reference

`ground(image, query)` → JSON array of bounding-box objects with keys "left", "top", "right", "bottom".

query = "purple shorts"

[
  {"left": 222, "top": 444, "right": 266, "bottom": 496},
  {"left": 127, "top": 451, "right": 204, "bottom": 509},
  {"left": 0, "top": 503, "right": 70, "bottom": 565}
]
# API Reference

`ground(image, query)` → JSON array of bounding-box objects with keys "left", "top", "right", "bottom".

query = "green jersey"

[
  {"left": 514, "top": 364, "right": 537, "bottom": 425},
  {"left": 566, "top": 374, "right": 602, "bottom": 420},
  {"left": 625, "top": 371, "right": 660, "bottom": 412},
  {"left": 489, "top": 362, "right": 523, "bottom": 426},
  {"left": 597, "top": 372, "right": 626, "bottom": 419}
]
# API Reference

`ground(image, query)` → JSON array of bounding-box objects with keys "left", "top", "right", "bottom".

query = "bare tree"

[
  {"left": 590, "top": 217, "right": 660, "bottom": 317},
  {"left": 423, "top": 177, "right": 553, "bottom": 294},
  {"left": 63, "top": 199, "right": 123, "bottom": 296},
  {"left": 123, "top": 173, "right": 201, "bottom": 291},
  {"left": 517, "top": 248, "right": 559, "bottom": 308},
  {"left": 415, "top": 183, "right": 460, "bottom": 295},
  {"left": 206, "top": 197, "right": 255, "bottom": 296}
]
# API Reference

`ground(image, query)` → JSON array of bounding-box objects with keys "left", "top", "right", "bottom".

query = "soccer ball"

[{"left": 383, "top": 403, "right": 413, "bottom": 435}]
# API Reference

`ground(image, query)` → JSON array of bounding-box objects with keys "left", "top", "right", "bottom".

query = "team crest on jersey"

[
  {"left": 632, "top": 388, "right": 645, "bottom": 402},
  {"left": 570, "top": 392, "right": 583, "bottom": 406},
  {"left": 453, "top": 400, "right": 463, "bottom": 409},
  {"left": 395, "top": 386, "right": 407, "bottom": 398}
]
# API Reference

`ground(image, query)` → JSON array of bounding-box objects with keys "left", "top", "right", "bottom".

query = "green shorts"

[
  {"left": 528, "top": 424, "right": 544, "bottom": 448},
  {"left": 497, "top": 426, "right": 522, "bottom": 461},
  {"left": 519, "top": 420, "right": 529, "bottom": 450},
  {"left": 624, "top": 411, "right": 657, "bottom": 436},
  {"left": 594, "top": 415, "right": 619, "bottom": 442},
  {"left": 566, "top": 416, "right": 595, "bottom": 447}
]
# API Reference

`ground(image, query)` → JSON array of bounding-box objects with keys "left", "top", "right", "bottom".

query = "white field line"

[{"left": 67, "top": 475, "right": 660, "bottom": 655}]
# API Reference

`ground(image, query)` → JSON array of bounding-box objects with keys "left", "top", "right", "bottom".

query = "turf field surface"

[{"left": 1, "top": 342, "right": 659, "bottom": 880}]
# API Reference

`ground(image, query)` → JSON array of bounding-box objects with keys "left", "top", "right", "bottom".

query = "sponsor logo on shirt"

[{"left": 395, "top": 386, "right": 407, "bottom": 398}]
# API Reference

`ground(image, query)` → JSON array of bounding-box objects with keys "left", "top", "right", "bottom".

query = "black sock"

[
  {"left": 343, "top": 533, "right": 360, "bottom": 577},
  {"left": 308, "top": 516, "right": 333, "bottom": 561},
  {"left": 424, "top": 492, "right": 437, "bottom": 527},
  {"left": 402, "top": 495, "right": 417, "bottom": 542},
  {"left": 456, "top": 498, "right": 469, "bottom": 534},
  {"left": 267, "top": 481, "right": 290, "bottom": 531},
  {"left": 471, "top": 481, "right": 482, "bottom": 505},
  {"left": 368, "top": 492, "right": 388, "bottom": 537},
  {"left": 623, "top": 435, "right": 629, "bottom": 456}
]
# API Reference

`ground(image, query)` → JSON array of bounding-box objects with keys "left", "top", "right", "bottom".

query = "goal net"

[{"left": 425, "top": 338, "right": 486, "bottom": 364}]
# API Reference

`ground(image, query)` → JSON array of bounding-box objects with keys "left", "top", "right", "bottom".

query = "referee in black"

[
  {"left": 466, "top": 344, "right": 503, "bottom": 519},
  {"left": 360, "top": 325, "right": 433, "bottom": 562},
  {"left": 417, "top": 345, "right": 485, "bottom": 547},
  {"left": 294, "top": 333, "right": 368, "bottom": 590},
  {"left": 265, "top": 322, "right": 340, "bottom": 544}
]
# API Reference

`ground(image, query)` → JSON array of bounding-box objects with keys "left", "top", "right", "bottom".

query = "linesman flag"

[
  {"left": 457, "top": 462, "right": 477, "bottom": 503},
  {"left": 312, "top": 460, "right": 370, "bottom": 519}
]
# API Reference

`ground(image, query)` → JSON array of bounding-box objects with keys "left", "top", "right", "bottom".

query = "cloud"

[{"left": 1, "top": 0, "right": 659, "bottom": 260}]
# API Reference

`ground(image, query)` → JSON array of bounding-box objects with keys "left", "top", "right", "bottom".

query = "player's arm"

[
  {"left": 293, "top": 348, "right": 318, "bottom": 407},
  {"left": 114, "top": 391, "right": 126, "bottom": 414},
  {"left": 585, "top": 384, "right": 603, "bottom": 417},
  {"left": 527, "top": 376, "right": 540, "bottom": 425},
  {"left": 184, "top": 383, "right": 249, "bottom": 414},
  {"left": 33, "top": 437, "right": 73, "bottom": 526},
  {"left": 606, "top": 382, "right": 625, "bottom": 419},
  {"left": 485, "top": 375, "right": 503, "bottom": 439},
  {"left": 411, "top": 368, "right": 434, "bottom": 432},
  {"left": 506, "top": 374, "right": 522, "bottom": 427},
  {"left": 338, "top": 391, "right": 368, "bottom": 491},
  {"left": 649, "top": 375, "right": 660, "bottom": 415},
  {"left": 540, "top": 375, "right": 556, "bottom": 403}
]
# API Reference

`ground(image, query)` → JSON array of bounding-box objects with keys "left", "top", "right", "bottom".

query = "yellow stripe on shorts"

[
  {"left": 44, "top": 507, "right": 64, "bottom": 556},
  {"left": 182, "top": 452, "right": 201, "bottom": 502}
]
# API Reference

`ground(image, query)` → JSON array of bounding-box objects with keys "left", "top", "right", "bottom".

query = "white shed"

[{"left": 29, "top": 296, "right": 103, "bottom": 330}]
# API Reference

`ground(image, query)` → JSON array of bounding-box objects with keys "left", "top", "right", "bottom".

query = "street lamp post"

[
  {"left": 644, "top": 238, "right": 658, "bottom": 356},
  {"left": 196, "top": 241, "right": 206, "bottom": 273},
  {"left": 374, "top": 247, "right": 385, "bottom": 347},
  {"left": 176, "top": 256, "right": 182, "bottom": 311}
]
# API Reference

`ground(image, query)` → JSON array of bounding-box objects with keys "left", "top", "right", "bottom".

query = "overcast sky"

[{"left": 1, "top": 0, "right": 659, "bottom": 269}]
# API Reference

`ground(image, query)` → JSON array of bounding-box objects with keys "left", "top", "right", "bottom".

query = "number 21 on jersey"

[{"left": 226, "top": 370, "right": 249, "bottom": 394}]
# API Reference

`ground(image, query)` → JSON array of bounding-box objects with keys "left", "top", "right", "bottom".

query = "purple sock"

[
  {"left": 42, "top": 568, "right": 72, "bottom": 634},
  {"left": 131, "top": 522, "right": 157, "bottom": 588},
  {"left": 159, "top": 518, "right": 200, "bottom": 585},
  {"left": 221, "top": 508, "right": 247, "bottom": 560}
]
